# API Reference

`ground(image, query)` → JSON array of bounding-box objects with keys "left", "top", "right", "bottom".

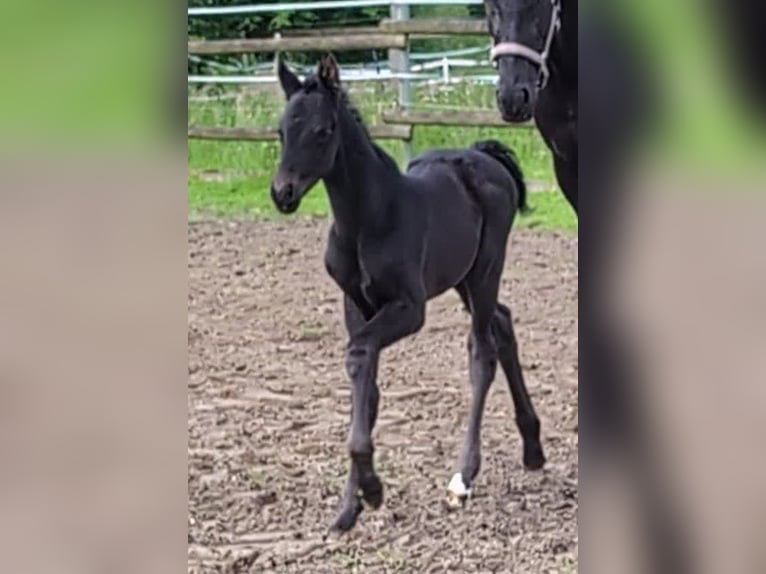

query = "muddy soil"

[{"left": 188, "top": 218, "right": 578, "bottom": 573}]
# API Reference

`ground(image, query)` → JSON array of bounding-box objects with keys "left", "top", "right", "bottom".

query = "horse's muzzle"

[
  {"left": 270, "top": 181, "right": 301, "bottom": 214},
  {"left": 496, "top": 83, "right": 536, "bottom": 123}
]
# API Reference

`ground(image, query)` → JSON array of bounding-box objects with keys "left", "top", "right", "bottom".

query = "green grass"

[
  {"left": 517, "top": 189, "right": 577, "bottom": 232},
  {"left": 188, "top": 175, "right": 576, "bottom": 233},
  {"left": 189, "top": 82, "right": 577, "bottom": 232}
]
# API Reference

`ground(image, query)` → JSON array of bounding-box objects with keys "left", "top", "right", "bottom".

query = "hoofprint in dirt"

[{"left": 188, "top": 218, "right": 578, "bottom": 573}]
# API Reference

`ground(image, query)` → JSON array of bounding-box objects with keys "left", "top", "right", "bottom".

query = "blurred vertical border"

[
  {"left": 0, "top": 1, "right": 188, "bottom": 572},
  {"left": 580, "top": 1, "right": 766, "bottom": 573}
]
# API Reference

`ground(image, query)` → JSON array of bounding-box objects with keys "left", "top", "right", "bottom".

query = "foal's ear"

[
  {"left": 277, "top": 59, "right": 302, "bottom": 100},
  {"left": 318, "top": 53, "right": 341, "bottom": 91}
]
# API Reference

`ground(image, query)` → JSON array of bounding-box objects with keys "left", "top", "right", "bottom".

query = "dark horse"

[
  {"left": 486, "top": 2, "right": 693, "bottom": 572},
  {"left": 271, "top": 54, "right": 545, "bottom": 532},
  {"left": 484, "top": 0, "right": 577, "bottom": 213}
]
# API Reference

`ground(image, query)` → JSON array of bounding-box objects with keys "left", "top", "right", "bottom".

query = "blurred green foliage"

[{"left": 0, "top": 1, "right": 168, "bottom": 144}]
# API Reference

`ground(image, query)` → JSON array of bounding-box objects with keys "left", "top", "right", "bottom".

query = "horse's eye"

[{"left": 315, "top": 127, "right": 333, "bottom": 140}]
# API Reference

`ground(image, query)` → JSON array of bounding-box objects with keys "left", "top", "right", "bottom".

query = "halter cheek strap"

[{"left": 490, "top": 0, "right": 561, "bottom": 89}]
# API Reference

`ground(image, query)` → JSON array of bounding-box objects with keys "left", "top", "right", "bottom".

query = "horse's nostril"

[
  {"left": 271, "top": 181, "right": 296, "bottom": 206},
  {"left": 520, "top": 87, "right": 530, "bottom": 105}
]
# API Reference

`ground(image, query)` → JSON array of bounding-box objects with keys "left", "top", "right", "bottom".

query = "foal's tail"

[{"left": 471, "top": 140, "right": 528, "bottom": 213}]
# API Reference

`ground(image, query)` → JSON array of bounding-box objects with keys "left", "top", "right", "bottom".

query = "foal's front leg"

[
  {"left": 331, "top": 296, "right": 368, "bottom": 533},
  {"left": 331, "top": 294, "right": 426, "bottom": 533}
]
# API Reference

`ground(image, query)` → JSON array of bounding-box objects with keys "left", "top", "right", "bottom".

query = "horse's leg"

[
  {"left": 331, "top": 291, "right": 426, "bottom": 532},
  {"left": 492, "top": 303, "right": 545, "bottom": 469},
  {"left": 331, "top": 295, "right": 370, "bottom": 532},
  {"left": 448, "top": 266, "right": 502, "bottom": 507}
]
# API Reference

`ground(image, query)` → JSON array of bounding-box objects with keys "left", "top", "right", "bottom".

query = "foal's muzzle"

[{"left": 270, "top": 180, "right": 301, "bottom": 214}]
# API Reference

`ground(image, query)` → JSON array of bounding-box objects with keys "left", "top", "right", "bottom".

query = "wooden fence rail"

[
  {"left": 188, "top": 18, "right": 488, "bottom": 56},
  {"left": 188, "top": 124, "right": 413, "bottom": 142},
  {"left": 188, "top": 109, "right": 528, "bottom": 146},
  {"left": 188, "top": 34, "right": 407, "bottom": 55},
  {"left": 382, "top": 109, "right": 533, "bottom": 128}
]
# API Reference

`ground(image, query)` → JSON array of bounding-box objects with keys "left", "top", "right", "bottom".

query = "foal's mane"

[{"left": 302, "top": 74, "right": 400, "bottom": 173}]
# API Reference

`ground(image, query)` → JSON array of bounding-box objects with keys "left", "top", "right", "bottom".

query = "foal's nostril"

[{"left": 270, "top": 181, "right": 296, "bottom": 206}]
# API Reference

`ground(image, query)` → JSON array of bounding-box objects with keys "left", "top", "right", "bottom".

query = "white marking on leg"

[
  {"left": 446, "top": 472, "right": 471, "bottom": 507},
  {"left": 448, "top": 472, "right": 469, "bottom": 496}
]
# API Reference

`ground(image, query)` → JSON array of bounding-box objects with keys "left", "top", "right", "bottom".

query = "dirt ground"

[{"left": 188, "top": 218, "right": 578, "bottom": 573}]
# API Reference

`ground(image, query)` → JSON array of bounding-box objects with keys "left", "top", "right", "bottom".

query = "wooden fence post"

[{"left": 273, "top": 32, "right": 281, "bottom": 73}]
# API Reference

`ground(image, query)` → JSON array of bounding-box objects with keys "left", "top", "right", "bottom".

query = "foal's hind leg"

[
  {"left": 447, "top": 273, "right": 502, "bottom": 507},
  {"left": 492, "top": 303, "right": 545, "bottom": 469}
]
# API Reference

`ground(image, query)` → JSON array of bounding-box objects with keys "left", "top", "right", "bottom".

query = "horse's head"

[
  {"left": 484, "top": 0, "right": 561, "bottom": 122},
  {"left": 270, "top": 54, "right": 342, "bottom": 214}
]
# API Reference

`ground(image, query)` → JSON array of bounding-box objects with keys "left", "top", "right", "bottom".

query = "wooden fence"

[
  {"left": 381, "top": 109, "right": 533, "bottom": 129},
  {"left": 188, "top": 34, "right": 407, "bottom": 55},
  {"left": 188, "top": 18, "right": 521, "bottom": 147},
  {"left": 188, "top": 124, "right": 412, "bottom": 141}
]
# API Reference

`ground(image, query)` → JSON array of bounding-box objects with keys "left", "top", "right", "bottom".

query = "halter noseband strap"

[{"left": 490, "top": 0, "right": 561, "bottom": 89}]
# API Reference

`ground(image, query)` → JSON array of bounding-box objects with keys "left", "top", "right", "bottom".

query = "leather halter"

[{"left": 490, "top": 0, "right": 561, "bottom": 90}]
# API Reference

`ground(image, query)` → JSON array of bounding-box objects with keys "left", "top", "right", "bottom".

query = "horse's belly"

[{"left": 423, "top": 200, "right": 482, "bottom": 298}]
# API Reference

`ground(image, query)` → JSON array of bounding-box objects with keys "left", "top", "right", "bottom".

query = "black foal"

[{"left": 270, "top": 54, "right": 544, "bottom": 533}]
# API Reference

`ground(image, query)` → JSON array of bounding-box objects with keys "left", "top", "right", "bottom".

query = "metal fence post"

[{"left": 389, "top": 2, "right": 412, "bottom": 164}]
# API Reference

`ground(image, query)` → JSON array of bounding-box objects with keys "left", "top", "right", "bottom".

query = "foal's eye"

[{"left": 314, "top": 126, "right": 333, "bottom": 140}]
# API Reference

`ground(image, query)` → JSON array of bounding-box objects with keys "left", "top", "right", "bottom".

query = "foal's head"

[
  {"left": 270, "top": 55, "right": 343, "bottom": 214},
  {"left": 484, "top": 0, "right": 561, "bottom": 121}
]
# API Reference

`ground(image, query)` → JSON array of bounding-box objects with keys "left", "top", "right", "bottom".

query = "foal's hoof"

[
  {"left": 361, "top": 475, "right": 384, "bottom": 509},
  {"left": 329, "top": 498, "right": 363, "bottom": 534},
  {"left": 524, "top": 444, "right": 546, "bottom": 471},
  {"left": 446, "top": 472, "right": 471, "bottom": 509}
]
